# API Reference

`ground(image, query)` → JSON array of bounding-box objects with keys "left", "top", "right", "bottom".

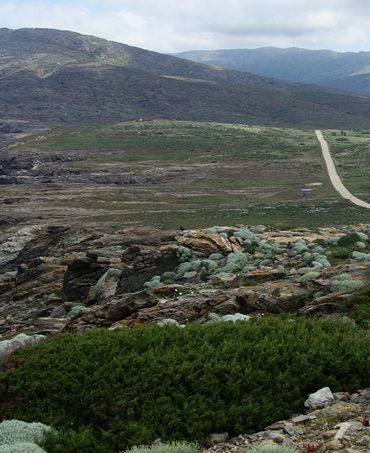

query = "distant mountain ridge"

[
  {"left": 2, "top": 28, "right": 370, "bottom": 129},
  {"left": 175, "top": 47, "right": 370, "bottom": 95}
]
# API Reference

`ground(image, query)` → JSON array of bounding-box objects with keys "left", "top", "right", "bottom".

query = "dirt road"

[{"left": 315, "top": 129, "right": 370, "bottom": 209}]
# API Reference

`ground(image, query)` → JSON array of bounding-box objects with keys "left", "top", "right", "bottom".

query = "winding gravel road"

[{"left": 315, "top": 129, "right": 370, "bottom": 209}]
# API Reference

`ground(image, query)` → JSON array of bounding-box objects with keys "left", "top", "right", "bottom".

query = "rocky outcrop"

[
  {"left": 0, "top": 226, "right": 42, "bottom": 267},
  {"left": 2, "top": 223, "right": 370, "bottom": 336},
  {"left": 66, "top": 288, "right": 234, "bottom": 331}
]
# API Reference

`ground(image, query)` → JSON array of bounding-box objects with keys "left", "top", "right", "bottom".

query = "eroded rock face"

[
  {"left": 2, "top": 223, "right": 370, "bottom": 336},
  {"left": 66, "top": 288, "right": 234, "bottom": 331},
  {"left": 0, "top": 225, "right": 42, "bottom": 267}
]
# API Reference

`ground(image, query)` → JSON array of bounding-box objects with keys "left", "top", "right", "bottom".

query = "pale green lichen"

[
  {"left": 219, "top": 252, "right": 248, "bottom": 273},
  {"left": 0, "top": 443, "right": 46, "bottom": 453},
  {"left": 331, "top": 274, "right": 364, "bottom": 293},
  {"left": 299, "top": 271, "right": 320, "bottom": 285},
  {"left": 144, "top": 276, "right": 161, "bottom": 289},
  {"left": 352, "top": 251, "right": 370, "bottom": 261},
  {"left": 0, "top": 420, "right": 49, "bottom": 452}
]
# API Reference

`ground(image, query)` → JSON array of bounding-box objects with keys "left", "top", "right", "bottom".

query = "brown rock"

[
  {"left": 236, "top": 283, "right": 306, "bottom": 314},
  {"left": 178, "top": 232, "right": 237, "bottom": 255}
]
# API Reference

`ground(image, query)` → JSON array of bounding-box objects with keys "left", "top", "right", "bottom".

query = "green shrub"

[
  {"left": 176, "top": 262, "right": 193, "bottom": 278},
  {"left": 331, "top": 276, "right": 364, "bottom": 293},
  {"left": 125, "top": 442, "right": 200, "bottom": 453},
  {"left": 203, "top": 228, "right": 217, "bottom": 235},
  {"left": 233, "top": 228, "right": 255, "bottom": 243},
  {"left": 329, "top": 247, "right": 351, "bottom": 260},
  {"left": 219, "top": 252, "right": 248, "bottom": 273},
  {"left": 338, "top": 232, "right": 363, "bottom": 247},
  {"left": 299, "top": 272, "right": 320, "bottom": 285},
  {"left": 355, "top": 242, "right": 367, "bottom": 250},
  {"left": 176, "top": 247, "right": 192, "bottom": 263},
  {"left": 351, "top": 284, "right": 370, "bottom": 327},
  {"left": 41, "top": 428, "right": 108, "bottom": 453},
  {"left": 3, "top": 318, "right": 370, "bottom": 452},
  {"left": 352, "top": 251, "right": 370, "bottom": 261},
  {"left": 162, "top": 272, "right": 176, "bottom": 283},
  {"left": 144, "top": 277, "right": 161, "bottom": 289}
]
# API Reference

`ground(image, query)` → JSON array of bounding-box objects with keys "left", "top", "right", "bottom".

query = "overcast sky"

[{"left": 2, "top": 0, "right": 370, "bottom": 53}]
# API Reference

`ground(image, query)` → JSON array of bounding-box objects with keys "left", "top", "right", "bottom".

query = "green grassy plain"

[
  {"left": 323, "top": 129, "right": 370, "bottom": 203},
  {"left": 7, "top": 121, "right": 370, "bottom": 229}
]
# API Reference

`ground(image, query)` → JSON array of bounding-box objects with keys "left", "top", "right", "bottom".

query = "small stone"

[
  {"left": 292, "top": 414, "right": 316, "bottom": 423},
  {"left": 351, "top": 389, "right": 370, "bottom": 404},
  {"left": 263, "top": 431, "right": 285, "bottom": 443},
  {"left": 358, "top": 436, "right": 369, "bottom": 446},
  {"left": 334, "top": 422, "right": 352, "bottom": 440},
  {"left": 337, "top": 412, "right": 353, "bottom": 422},
  {"left": 266, "top": 421, "right": 285, "bottom": 430},
  {"left": 334, "top": 392, "right": 350, "bottom": 401},
  {"left": 183, "top": 271, "right": 198, "bottom": 280},
  {"left": 346, "top": 422, "right": 365, "bottom": 433},
  {"left": 283, "top": 423, "right": 304, "bottom": 436},
  {"left": 208, "top": 433, "right": 229, "bottom": 444},
  {"left": 326, "top": 439, "right": 343, "bottom": 450},
  {"left": 323, "top": 430, "right": 338, "bottom": 439}
]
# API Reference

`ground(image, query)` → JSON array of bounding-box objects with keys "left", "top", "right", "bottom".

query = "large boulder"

[
  {"left": 304, "top": 387, "right": 335, "bottom": 409},
  {"left": 236, "top": 281, "right": 307, "bottom": 314}
]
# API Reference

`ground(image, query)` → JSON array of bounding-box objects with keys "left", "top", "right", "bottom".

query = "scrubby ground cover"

[
  {"left": 2, "top": 318, "right": 370, "bottom": 452},
  {"left": 18, "top": 121, "right": 317, "bottom": 160},
  {"left": 1, "top": 120, "right": 342, "bottom": 230},
  {"left": 323, "top": 129, "right": 370, "bottom": 202}
]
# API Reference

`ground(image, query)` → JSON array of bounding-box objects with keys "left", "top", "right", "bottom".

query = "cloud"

[{"left": 0, "top": 0, "right": 370, "bottom": 52}]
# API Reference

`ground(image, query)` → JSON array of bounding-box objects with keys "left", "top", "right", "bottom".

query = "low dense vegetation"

[
  {"left": 2, "top": 318, "right": 370, "bottom": 452},
  {"left": 351, "top": 283, "right": 370, "bottom": 328},
  {"left": 324, "top": 129, "right": 370, "bottom": 202},
  {"left": 20, "top": 121, "right": 315, "bottom": 162}
]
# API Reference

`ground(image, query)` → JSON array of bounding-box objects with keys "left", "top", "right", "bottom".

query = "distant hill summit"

[
  {"left": 2, "top": 28, "right": 370, "bottom": 128},
  {"left": 175, "top": 47, "right": 370, "bottom": 96}
]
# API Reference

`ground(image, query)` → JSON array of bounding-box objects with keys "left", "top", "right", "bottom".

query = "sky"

[{"left": 2, "top": 0, "right": 370, "bottom": 53}]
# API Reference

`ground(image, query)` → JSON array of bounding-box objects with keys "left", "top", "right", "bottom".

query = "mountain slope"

[
  {"left": 3, "top": 29, "right": 370, "bottom": 128},
  {"left": 176, "top": 47, "right": 370, "bottom": 96}
]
